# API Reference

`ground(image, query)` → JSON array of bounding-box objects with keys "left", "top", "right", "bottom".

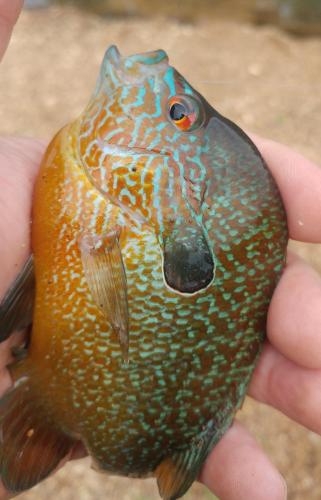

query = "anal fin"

[
  {"left": 155, "top": 420, "right": 225, "bottom": 500},
  {"left": 0, "top": 364, "right": 75, "bottom": 493},
  {"left": 0, "top": 255, "right": 35, "bottom": 342}
]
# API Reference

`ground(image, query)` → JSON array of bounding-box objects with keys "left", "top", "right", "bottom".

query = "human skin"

[{"left": 1, "top": 2, "right": 321, "bottom": 499}]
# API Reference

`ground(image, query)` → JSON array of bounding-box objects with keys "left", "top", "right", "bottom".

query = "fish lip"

[{"left": 97, "top": 137, "right": 170, "bottom": 158}]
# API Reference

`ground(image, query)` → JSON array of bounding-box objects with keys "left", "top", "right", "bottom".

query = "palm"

[
  {"left": 0, "top": 138, "right": 45, "bottom": 294},
  {"left": 0, "top": 138, "right": 43, "bottom": 387}
]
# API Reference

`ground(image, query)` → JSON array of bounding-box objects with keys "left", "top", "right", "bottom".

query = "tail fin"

[{"left": 0, "top": 365, "right": 75, "bottom": 493}]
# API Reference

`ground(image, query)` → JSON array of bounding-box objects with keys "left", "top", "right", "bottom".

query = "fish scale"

[{"left": 0, "top": 46, "right": 287, "bottom": 499}]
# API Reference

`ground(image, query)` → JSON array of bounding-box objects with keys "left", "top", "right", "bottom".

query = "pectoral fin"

[
  {"left": 79, "top": 231, "right": 129, "bottom": 361},
  {"left": 0, "top": 255, "right": 35, "bottom": 342}
]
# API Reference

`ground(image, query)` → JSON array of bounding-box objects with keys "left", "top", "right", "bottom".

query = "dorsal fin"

[{"left": 0, "top": 256, "right": 35, "bottom": 342}]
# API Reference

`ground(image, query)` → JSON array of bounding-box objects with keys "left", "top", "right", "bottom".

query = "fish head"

[{"left": 78, "top": 45, "right": 216, "bottom": 294}]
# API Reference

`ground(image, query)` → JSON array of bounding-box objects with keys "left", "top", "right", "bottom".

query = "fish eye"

[
  {"left": 168, "top": 95, "right": 203, "bottom": 132},
  {"left": 169, "top": 102, "right": 187, "bottom": 121}
]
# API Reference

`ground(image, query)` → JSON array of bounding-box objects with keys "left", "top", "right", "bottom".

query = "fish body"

[{"left": 0, "top": 47, "right": 288, "bottom": 498}]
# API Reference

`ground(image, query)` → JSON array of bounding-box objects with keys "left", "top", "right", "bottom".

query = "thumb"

[{"left": 0, "top": 0, "right": 24, "bottom": 61}]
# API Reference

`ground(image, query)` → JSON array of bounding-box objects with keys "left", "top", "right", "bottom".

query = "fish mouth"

[{"left": 97, "top": 137, "right": 169, "bottom": 158}]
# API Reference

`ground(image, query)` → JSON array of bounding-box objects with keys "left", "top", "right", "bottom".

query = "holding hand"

[{"left": 1, "top": 3, "right": 321, "bottom": 499}]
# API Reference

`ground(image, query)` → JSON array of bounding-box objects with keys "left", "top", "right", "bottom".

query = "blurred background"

[{"left": 1, "top": 0, "right": 321, "bottom": 498}]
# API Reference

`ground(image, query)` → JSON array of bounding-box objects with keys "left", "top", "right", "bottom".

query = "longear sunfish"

[{"left": 0, "top": 46, "right": 288, "bottom": 499}]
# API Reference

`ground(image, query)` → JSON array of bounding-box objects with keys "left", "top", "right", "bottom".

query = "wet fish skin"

[{"left": 0, "top": 46, "right": 288, "bottom": 499}]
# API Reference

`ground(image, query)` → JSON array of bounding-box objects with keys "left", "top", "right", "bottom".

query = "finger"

[
  {"left": 200, "top": 421, "right": 286, "bottom": 500},
  {"left": 0, "top": 0, "right": 23, "bottom": 61},
  {"left": 267, "top": 252, "right": 321, "bottom": 369},
  {"left": 249, "top": 342, "right": 321, "bottom": 435},
  {"left": 0, "top": 137, "right": 46, "bottom": 296},
  {"left": 251, "top": 135, "right": 321, "bottom": 243},
  {"left": 0, "top": 482, "right": 9, "bottom": 500}
]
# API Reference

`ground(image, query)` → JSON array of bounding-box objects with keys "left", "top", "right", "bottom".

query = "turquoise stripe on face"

[
  {"left": 124, "top": 50, "right": 168, "bottom": 68},
  {"left": 163, "top": 67, "right": 176, "bottom": 96}
]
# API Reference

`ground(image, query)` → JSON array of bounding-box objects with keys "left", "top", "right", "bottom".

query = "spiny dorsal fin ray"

[
  {"left": 0, "top": 255, "right": 35, "bottom": 342},
  {"left": 79, "top": 230, "right": 129, "bottom": 361}
]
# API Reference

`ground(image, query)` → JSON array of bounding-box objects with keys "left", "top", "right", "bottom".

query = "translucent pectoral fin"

[
  {"left": 79, "top": 230, "right": 129, "bottom": 361},
  {"left": 0, "top": 255, "right": 35, "bottom": 342}
]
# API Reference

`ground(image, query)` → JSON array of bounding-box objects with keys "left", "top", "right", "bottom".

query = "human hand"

[
  {"left": 0, "top": 0, "right": 45, "bottom": 394},
  {"left": 2, "top": 3, "right": 321, "bottom": 499},
  {"left": 200, "top": 137, "right": 321, "bottom": 499},
  {"left": 0, "top": 2, "right": 49, "bottom": 498}
]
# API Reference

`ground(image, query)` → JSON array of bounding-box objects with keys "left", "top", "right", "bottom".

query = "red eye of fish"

[{"left": 168, "top": 95, "right": 203, "bottom": 132}]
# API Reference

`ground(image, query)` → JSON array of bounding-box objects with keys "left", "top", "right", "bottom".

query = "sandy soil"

[{"left": 0, "top": 5, "right": 321, "bottom": 500}]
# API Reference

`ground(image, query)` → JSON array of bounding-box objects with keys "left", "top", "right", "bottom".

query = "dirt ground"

[{"left": 1, "top": 4, "right": 321, "bottom": 500}]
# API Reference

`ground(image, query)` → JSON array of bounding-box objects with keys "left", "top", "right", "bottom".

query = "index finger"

[
  {"left": 251, "top": 135, "right": 321, "bottom": 243},
  {"left": 0, "top": 0, "right": 23, "bottom": 61}
]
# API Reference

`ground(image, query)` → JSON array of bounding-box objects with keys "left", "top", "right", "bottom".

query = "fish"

[{"left": 0, "top": 46, "right": 288, "bottom": 499}]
